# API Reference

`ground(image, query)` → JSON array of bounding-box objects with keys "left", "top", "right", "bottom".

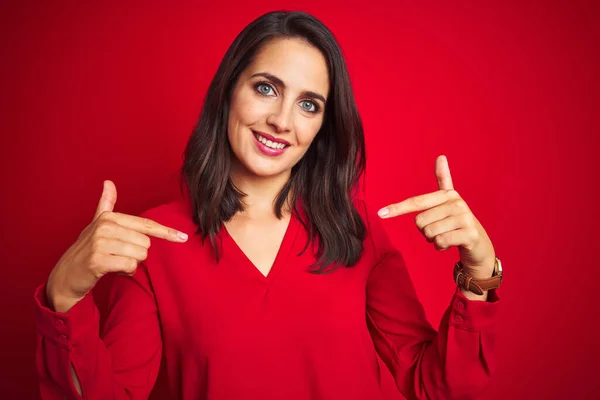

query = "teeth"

[{"left": 256, "top": 133, "right": 286, "bottom": 150}]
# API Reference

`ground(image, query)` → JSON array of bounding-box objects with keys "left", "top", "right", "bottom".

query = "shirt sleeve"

[
  {"left": 362, "top": 201, "right": 499, "bottom": 400},
  {"left": 34, "top": 261, "right": 162, "bottom": 399}
]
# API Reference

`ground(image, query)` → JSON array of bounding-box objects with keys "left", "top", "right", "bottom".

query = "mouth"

[{"left": 251, "top": 130, "right": 290, "bottom": 156}]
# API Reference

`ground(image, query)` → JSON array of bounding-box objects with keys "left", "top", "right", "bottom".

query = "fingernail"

[
  {"left": 177, "top": 231, "right": 188, "bottom": 241},
  {"left": 378, "top": 208, "right": 389, "bottom": 217}
]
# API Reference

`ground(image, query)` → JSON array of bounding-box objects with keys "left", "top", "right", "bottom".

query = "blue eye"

[
  {"left": 256, "top": 83, "right": 275, "bottom": 96},
  {"left": 300, "top": 100, "right": 318, "bottom": 113}
]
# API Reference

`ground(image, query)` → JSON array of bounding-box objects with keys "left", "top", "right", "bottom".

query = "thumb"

[
  {"left": 93, "top": 180, "right": 117, "bottom": 220},
  {"left": 435, "top": 155, "right": 454, "bottom": 191}
]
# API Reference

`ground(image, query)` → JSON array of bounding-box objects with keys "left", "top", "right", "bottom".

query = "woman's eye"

[
  {"left": 256, "top": 83, "right": 274, "bottom": 96},
  {"left": 300, "top": 100, "right": 317, "bottom": 113}
]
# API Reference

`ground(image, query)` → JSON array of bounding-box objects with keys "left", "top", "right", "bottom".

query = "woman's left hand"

[{"left": 377, "top": 155, "right": 496, "bottom": 280}]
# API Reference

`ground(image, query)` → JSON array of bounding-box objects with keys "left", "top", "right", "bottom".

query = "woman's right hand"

[{"left": 46, "top": 180, "right": 189, "bottom": 313}]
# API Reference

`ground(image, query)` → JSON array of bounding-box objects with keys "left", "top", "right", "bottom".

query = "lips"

[
  {"left": 251, "top": 130, "right": 290, "bottom": 156},
  {"left": 252, "top": 130, "right": 291, "bottom": 146}
]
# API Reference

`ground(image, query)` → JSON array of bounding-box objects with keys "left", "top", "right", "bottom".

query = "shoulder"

[
  {"left": 352, "top": 196, "right": 381, "bottom": 231},
  {"left": 352, "top": 196, "right": 399, "bottom": 258},
  {"left": 134, "top": 195, "right": 203, "bottom": 273},
  {"left": 137, "top": 194, "right": 196, "bottom": 236}
]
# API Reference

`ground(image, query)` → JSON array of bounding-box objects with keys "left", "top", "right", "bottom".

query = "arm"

[
  {"left": 363, "top": 203, "right": 499, "bottom": 400},
  {"left": 34, "top": 261, "right": 162, "bottom": 399}
]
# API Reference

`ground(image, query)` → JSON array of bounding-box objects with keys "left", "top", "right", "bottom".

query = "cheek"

[
  {"left": 296, "top": 119, "right": 323, "bottom": 147},
  {"left": 230, "top": 91, "right": 266, "bottom": 128}
]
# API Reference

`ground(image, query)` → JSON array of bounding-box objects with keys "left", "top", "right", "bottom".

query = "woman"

[{"left": 35, "top": 10, "right": 502, "bottom": 400}]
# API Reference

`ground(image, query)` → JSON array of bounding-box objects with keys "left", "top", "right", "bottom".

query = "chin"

[
  {"left": 245, "top": 160, "right": 292, "bottom": 179},
  {"left": 230, "top": 139, "right": 304, "bottom": 179}
]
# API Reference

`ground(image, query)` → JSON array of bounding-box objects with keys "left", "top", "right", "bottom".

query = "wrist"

[
  {"left": 46, "top": 283, "right": 83, "bottom": 313},
  {"left": 461, "top": 256, "right": 496, "bottom": 280},
  {"left": 460, "top": 286, "right": 488, "bottom": 301},
  {"left": 49, "top": 294, "right": 82, "bottom": 313},
  {"left": 454, "top": 257, "right": 503, "bottom": 296},
  {"left": 462, "top": 266, "right": 495, "bottom": 280}
]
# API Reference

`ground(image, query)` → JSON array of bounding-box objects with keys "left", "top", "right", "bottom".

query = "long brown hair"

[{"left": 180, "top": 11, "right": 366, "bottom": 273}]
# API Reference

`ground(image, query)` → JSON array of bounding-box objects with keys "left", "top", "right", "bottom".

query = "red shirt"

[{"left": 34, "top": 196, "right": 499, "bottom": 399}]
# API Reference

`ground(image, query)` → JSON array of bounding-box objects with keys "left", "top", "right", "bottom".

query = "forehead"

[{"left": 247, "top": 38, "right": 330, "bottom": 97}]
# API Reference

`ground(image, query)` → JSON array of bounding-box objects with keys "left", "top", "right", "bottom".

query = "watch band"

[{"left": 453, "top": 257, "right": 503, "bottom": 295}]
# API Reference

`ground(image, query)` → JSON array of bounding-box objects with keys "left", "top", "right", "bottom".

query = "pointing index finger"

[
  {"left": 378, "top": 189, "right": 456, "bottom": 218},
  {"left": 107, "top": 212, "right": 188, "bottom": 242}
]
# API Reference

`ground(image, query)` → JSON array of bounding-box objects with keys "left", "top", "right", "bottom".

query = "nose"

[{"left": 266, "top": 101, "right": 293, "bottom": 133}]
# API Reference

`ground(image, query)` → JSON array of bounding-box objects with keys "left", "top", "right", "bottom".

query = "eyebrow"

[{"left": 250, "top": 72, "right": 327, "bottom": 104}]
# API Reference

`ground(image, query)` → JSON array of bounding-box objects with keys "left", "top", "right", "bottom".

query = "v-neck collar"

[{"left": 221, "top": 212, "right": 300, "bottom": 283}]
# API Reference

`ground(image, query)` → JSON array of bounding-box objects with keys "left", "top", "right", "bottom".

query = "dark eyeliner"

[
  {"left": 254, "top": 80, "right": 275, "bottom": 96},
  {"left": 254, "top": 81, "right": 320, "bottom": 113},
  {"left": 302, "top": 100, "right": 320, "bottom": 113}
]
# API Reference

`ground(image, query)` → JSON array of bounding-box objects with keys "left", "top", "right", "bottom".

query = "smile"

[{"left": 252, "top": 130, "right": 290, "bottom": 156}]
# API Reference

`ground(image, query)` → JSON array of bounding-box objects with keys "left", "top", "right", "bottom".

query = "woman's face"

[{"left": 227, "top": 38, "right": 329, "bottom": 180}]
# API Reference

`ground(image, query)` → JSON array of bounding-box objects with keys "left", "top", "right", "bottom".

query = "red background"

[{"left": 1, "top": 1, "right": 598, "bottom": 398}]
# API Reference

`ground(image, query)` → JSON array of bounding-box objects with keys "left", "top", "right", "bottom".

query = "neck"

[{"left": 230, "top": 158, "right": 292, "bottom": 220}]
